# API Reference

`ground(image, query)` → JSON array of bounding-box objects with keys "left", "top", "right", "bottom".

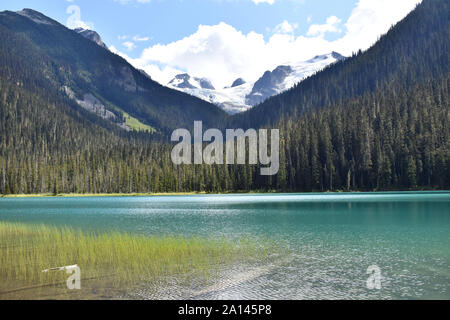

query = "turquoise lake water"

[{"left": 0, "top": 192, "right": 449, "bottom": 299}]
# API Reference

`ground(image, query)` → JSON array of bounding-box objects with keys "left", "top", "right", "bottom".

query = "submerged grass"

[{"left": 0, "top": 222, "right": 270, "bottom": 298}]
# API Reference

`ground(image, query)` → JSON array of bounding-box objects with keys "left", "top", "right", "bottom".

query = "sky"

[{"left": 1, "top": 0, "right": 421, "bottom": 88}]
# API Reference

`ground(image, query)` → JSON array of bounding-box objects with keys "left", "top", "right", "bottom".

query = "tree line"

[{"left": 1, "top": 76, "right": 448, "bottom": 194}]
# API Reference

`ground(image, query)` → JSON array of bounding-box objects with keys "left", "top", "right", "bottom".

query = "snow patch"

[{"left": 167, "top": 52, "right": 345, "bottom": 114}]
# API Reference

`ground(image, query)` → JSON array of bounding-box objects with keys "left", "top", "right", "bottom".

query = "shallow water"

[{"left": 1, "top": 192, "right": 449, "bottom": 299}]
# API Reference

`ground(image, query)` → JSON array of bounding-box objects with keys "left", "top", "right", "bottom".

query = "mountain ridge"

[
  {"left": 74, "top": 27, "right": 108, "bottom": 49},
  {"left": 167, "top": 52, "right": 345, "bottom": 114},
  {"left": 16, "top": 8, "right": 58, "bottom": 26},
  {"left": 0, "top": 8, "right": 226, "bottom": 134}
]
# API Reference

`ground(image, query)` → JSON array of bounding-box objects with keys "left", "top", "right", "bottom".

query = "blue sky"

[
  {"left": 1, "top": 0, "right": 356, "bottom": 49},
  {"left": 1, "top": 0, "right": 421, "bottom": 87}
]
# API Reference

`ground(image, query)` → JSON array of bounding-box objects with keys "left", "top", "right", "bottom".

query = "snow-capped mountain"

[
  {"left": 74, "top": 28, "right": 108, "bottom": 49},
  {"left": 167, "top": 52, "right": 345, "bottom": 114},
  {"left": 246, "top": 65, "right": 294, "bottom": 106},
  {"left": 168, "top": 74, "right": 254, "bottom": 114},
  {"left": 169, "top": 73, "right": 215, "bottom": 90},
  {"left": 230, "top": 78, "right": 246, "bottom": 88}
]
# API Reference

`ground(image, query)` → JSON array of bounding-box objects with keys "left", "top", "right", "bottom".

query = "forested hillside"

[
  {"left": 230, "top": 0, "right": 449, "bottom": 129},
  {"left": 0, "top": 0, "right": 448, "bottom": 194},
  {"left": 274, "top": 79, "right": 449, "bottom": 191},
  {"left": 0, "top": 9, "right": 226, "bottom": 134}
]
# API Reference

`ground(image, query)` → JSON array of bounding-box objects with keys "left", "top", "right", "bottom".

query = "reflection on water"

[{"left": 1, "top": 192, "right": 449, "bottom": 299}]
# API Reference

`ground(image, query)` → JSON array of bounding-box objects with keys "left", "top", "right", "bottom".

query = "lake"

[{"left": 0, "top": 192, "right": 449, "bottom": 300}]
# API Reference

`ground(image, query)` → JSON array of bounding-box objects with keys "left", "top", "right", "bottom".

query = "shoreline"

[
  {"left": 0, "top": 192, "right": 208, "bottom": 198},
  {"left": 1, "top": 189, "right": 448, "bottom": 198}
]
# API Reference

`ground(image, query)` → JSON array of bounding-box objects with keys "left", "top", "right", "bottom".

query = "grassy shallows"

[{"left": 0, "top": 222, "right": 268, "bottom": 294}]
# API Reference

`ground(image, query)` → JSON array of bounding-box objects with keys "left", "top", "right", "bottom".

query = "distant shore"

[
  {"left": 0, "top": 189, "right": 447, "bottom": 198},
  {"left": 0, "top": 191, "right": 278, "bottom": 198},
  {"left": 0, "top": 192, "right": 210, "bottom": 198}
]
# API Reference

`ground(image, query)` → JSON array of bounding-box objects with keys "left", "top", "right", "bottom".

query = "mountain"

[
  {"left": 231, "top": 0, "right": 449, "bottom": 129},
  {"left": 246, "top": 66, "right": 293, "bottom": 106},
  {"left": 168, "top": 73, "right": 215, "bottom": 90},
  {"left": 74, "top": 27, "right": 107, "bottom": 49},
  {"left": 0, "top": 9, "right": 226, "bottom": 134},
  {"left": 0, "top": 1, "right": 448, "bottom": 195},
  {"left": 225, "top": 0, "right": 449, "bottom": 191},
  {"left": 167, "top": 52, "right": 344, "bottom": 114},
  {"left": 246, "top": 52, "right": 345, "bottom": 106},
  {"left": 231, "top": 78, "right": 246, "bottom": 88},
  {"left": 168, "top": 74, "right": 254, "bottom": 114},
  {"left": 16, "top": 8, "right": 57, "bottom": 26}
]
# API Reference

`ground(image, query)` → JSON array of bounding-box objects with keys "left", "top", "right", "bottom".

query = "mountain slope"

[
  {"left": 245, "top": 0, "right": 449, "bottom": 191},
  {"left": 74, "top": 27, "right": 107, "bottom": 49},
  {"left": 230, "top": 0, "right": 449, "bottom": 129},
  {"left": 246, "top": 52, "right": 346, "bottom": 107},
  {"left": 0, "top": 9, "right": 226, "bottom": 134}
]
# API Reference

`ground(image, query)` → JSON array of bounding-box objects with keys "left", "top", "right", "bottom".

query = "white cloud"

[
  {"left": 133, "top": 35, "right": 150, "bottom": 42},
  {"left": 273, "top": 20, "right": 298, "bottom": 34},
  {"left": 113, "top": 0, "right": 422, "bottom": 88},
  {"left": 116, "top": 36, "right": 150, "bottom": 52},
  {"left": 110, "top": 45, "right": 183, "bottom": 84},
  {"left": 335, "top": 0, "right": 422, "bottom": 52},
  {"left": 252, "top": 0, "right": 275, "bottom": 4},
  {"left": 122, "top": 41, "right": 136, "bottom": 51},
  {"left": 307, "top": 16, "right": 342, "bottom": 37}
]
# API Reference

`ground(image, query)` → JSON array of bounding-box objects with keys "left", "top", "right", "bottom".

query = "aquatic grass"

[{"left": 0, "top": 222, "right": 269, "bottom": 297}]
